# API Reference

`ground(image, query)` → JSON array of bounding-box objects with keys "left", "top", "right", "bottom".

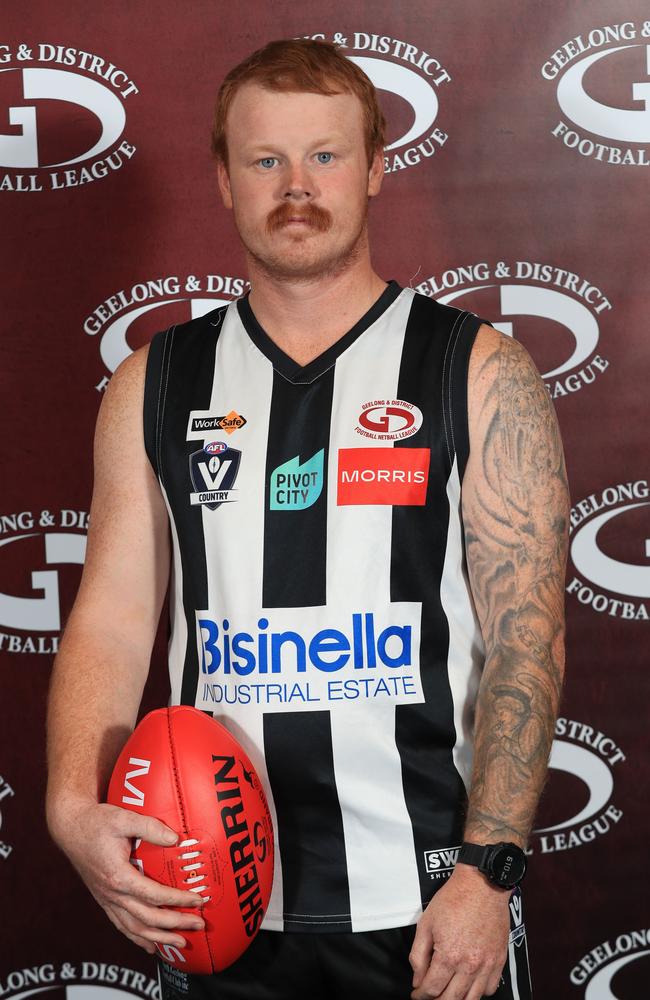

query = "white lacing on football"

[{"left": 177, "top": 837, "right": 211, "bottom": 901}]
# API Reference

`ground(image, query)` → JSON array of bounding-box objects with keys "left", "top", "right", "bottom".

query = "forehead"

[{"left": 225, "top": 82, "right": 365, "bottom": 150}]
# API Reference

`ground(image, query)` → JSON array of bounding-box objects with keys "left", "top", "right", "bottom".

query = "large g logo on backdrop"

[
  {"left": 349, "top": 56, "right": 439, "bottom": 150},
  {"left": 0, "top": 67, "right": 125, "bottom": 167},
  {"left": 0, "top": 532, "right": 86, "bottom": 631},
  {"left": 557, "top": 45, "right": 650, "bottom": 143},
  {"left": 571, "top": 502, "right": 650, "bottom": 599},
  {"left": 585, "top": 950, "right": 650, "bottom": 999},
  {"left": 100, "top": 297, "right": 230, "bottom": 373},
  {"left": 535, "top": 740, "right": 612, "bottom": 834},
  {"left": 439, "top": 284, "right": 600, "bottom": 380}
]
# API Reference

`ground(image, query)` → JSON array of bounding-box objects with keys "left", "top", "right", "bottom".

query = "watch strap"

[{"left": 457, "top": 842, "right": 491, "bottom": 871}]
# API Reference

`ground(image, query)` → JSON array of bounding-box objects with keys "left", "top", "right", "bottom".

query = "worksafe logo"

[
  {"left": 0, "top": 962, "right": 162, "bottom": 1000},
  {"left": 528, "top": 716, "right": 625, "bottom": 857},
  {"left": 0, "top": 508, "right": 87, "bottom": 655},
  {"left": 416, "top": 259, "right": 613, "bottom": 401},
  {"left": 270, "top": 450, "right": 324, "bottom": 510},
  {"left": 541, "top": 20, "right": 650, "bottom": 167},
  {"left": 568, "top": 479, "right": 650, "bottom": 621},
  {"left": 302, "top": 30, "right": 451, "bottom": 173},
  {"left": 0, "top": 42, "right": 139, "bottom": 191},
  {"left": 83, "top": 273, "right": 248, "bottom": 392},
  {"left": 570, "top": 930, "right": 650, "bottom": 996},
  {"left": 0, "top": 773, "right": 14, "bottom": 861}
]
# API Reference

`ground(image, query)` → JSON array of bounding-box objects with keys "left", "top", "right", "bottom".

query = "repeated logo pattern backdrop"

[{"left": 2, "top": 2, "right": 648, "bottom": 997}]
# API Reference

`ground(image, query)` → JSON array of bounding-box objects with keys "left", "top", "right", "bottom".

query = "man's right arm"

[{"left": 46, "top": 345, "right": 204, "bottom": 954}]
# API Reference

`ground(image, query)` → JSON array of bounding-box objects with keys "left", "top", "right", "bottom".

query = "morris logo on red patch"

[{"left": 338, "top": 448, "right": 430, "bottom": 506}]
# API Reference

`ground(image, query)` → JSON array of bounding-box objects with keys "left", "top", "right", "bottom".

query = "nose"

[{"left": 281, "top": 160, "right": 316, "bottom": 201}]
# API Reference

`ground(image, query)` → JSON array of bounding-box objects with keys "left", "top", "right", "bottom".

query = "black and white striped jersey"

[{"left": 143, "top": 280, "right": 489, "bottom": 934}]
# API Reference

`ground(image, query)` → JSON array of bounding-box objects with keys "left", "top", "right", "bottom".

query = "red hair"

[{"left": 211, "top": 38, "right": 386, "bottom": 169}]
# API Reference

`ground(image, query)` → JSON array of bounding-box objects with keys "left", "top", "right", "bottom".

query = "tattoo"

[{"left": 463, "top": 334, "right": 569, "bottom": 846}]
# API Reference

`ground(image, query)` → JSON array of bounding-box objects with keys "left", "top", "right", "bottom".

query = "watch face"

[{"left": 487, "top": 844, "right": 527, "bottom": 888}]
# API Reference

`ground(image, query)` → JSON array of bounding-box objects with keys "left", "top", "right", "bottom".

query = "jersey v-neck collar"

[{"left": 236, "top": 279, "right": 403, "bottom": 384}]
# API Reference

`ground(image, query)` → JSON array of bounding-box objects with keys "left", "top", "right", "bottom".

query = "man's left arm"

[{"left": 410, "top": 324, "right": 570, "bottom": 1000}]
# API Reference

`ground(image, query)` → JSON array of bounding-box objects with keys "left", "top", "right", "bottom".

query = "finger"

[
  {"left": 466, "top": 978, "right": 490, "bottom": 1000},
  {"left": 110, "top": 865, "right": 207, "bottom": 909},
  {"left": 434, "top": 971, "right": 474, "bottom": 1000},
  {"left": 483, "top": 969, "right": 506, "bottom": 996},
  {"left": 111, "top": 903, "right": 188, "bottom": 949},
  {"left": 409, "top": 926, "right": 434, "bottom": 990},
  {"left": 411, "top": 951, "right": 455, "bottom": 1000},
  {"left": 104, "top": 903, "right": 156, "bottom": 953},
  {"left": 112, "top": 808, "right": 179, "bottom": 847},
  {"left": 411, "top": 953, "right": 454, "bottom": 1000},
  {"left": 126, "top": 898, "right": 205, "bottom": 933}
]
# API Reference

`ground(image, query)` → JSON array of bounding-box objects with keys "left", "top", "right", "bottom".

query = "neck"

[{"left": 246, "top": 248, "right": 388, "bottom": 367}]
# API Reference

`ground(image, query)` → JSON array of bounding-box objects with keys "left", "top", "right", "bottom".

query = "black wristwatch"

[{"left": 457, "top": 841, "right": 527, "bottom": 889}]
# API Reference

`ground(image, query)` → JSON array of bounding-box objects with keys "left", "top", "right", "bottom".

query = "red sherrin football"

[{"left": 107, "top": 706, "right": 274, "bottom": 973}]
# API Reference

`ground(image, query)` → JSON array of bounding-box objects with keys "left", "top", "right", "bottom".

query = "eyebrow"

[{"left": 246, "top": 136, "right": 348, "bottom": 155}]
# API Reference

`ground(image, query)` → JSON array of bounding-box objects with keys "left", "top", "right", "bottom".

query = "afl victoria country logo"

[
  {"left": 416, "top": 259, "right": 612, "bottom": 400},
  {"left": 567, "top": 480, "right": 650, "bottom": 620},
  {"left": 0, "top": 507, "right": 87, "bottom": 654},
  {"left": 0, "top": 42, "right": 138, "bottom": 191},
  {"left": 570, "top": 931, "right": 650, "bottom": 997},
  {"left": 0, "top": 962, "right": 162, "bottom": 1000},
  {"left": 528, "top": 717, "right": 625, "bottom": 856},
  {"left": 83, "top": 272, "right": 248, "bottom": 391},
  {"left": 303, "top": 30, "right": 451, "bottom": 173},
  {"left": 541, "top": 20, "right": 650, "bottom": 166}
]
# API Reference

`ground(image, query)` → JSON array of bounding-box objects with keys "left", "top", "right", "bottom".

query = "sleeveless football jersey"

[{"left": 143, "top": 281, "right": 489, "bottom": 934}]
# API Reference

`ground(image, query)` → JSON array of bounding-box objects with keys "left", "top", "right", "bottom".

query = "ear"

[
  {"left": 217, "top": 158, "right": 233, "bottom": 209},
  {"left": 367, "top": 149, "right": 384, "bottom": 198}
]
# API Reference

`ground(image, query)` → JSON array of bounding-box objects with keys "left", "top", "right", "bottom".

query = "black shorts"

[{"left": 158, "top": 888, "right": 532, "bottom": 1000}]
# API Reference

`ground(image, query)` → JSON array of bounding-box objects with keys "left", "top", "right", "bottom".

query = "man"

[{"left": 46, "top": 38, "right": 569, "bottom": 1000}]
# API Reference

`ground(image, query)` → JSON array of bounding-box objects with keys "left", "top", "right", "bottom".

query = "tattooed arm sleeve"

[{"left": 461, "top": 324, "right": 570, "bottom": 847}]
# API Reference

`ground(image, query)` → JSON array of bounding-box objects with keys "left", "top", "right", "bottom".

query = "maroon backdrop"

[{"left": 2, "top": 2, "right": 648, "bottom": 997}]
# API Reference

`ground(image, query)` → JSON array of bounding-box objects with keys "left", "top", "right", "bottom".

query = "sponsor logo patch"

[
  {"left": 338, "top": 448, "right": 429, "bottom": 506},
  {"left": 186, "top": 406, "right": 248, "bottom": 439},
  {"left": 189, "top": 441, "right": 241, "bottom": 510},
  {"left": 423, "top": 845, "right": 460, "bottom": 880},
  {"left": 196, "top": 603, "right": 424, "bottom": 712},
  {"left": 270, "top": 450, "right": 324, "bottom": 510},
  {"left": 355, "top": 399, "right": 423, "bottom": 441}
]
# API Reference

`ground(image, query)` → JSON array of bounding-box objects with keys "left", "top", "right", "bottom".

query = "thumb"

[
  {"left": 116, "top": 808, "right": 179, "bottom": 846},
  {"left": 409, "top": 923, "right": 433, "bottom": 989}
]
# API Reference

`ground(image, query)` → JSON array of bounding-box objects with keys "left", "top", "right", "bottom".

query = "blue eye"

[
  {"left": 316, "top": 152, "right": 333, "bottom": 164},
  {"left": 259, "top": 157, "right": 276, "bottom": 169}
]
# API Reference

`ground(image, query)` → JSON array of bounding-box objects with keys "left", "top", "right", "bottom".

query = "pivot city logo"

[
  {"left": 416, "top": 259, "right": 613, "bottom": 401},
  {"left": 541, "top": 20, "right": 650, "bottom": 167},
  {"left": 83, "top": 272, "right": 248, "bottom": 392},
  {"left": 570, "top": 929, "right": 650, "bottom": 997},
  {"left": 270, "top": 450, "right": 324, "bottom": 511},
  {"left": 0, "top": 42, "right": 139, "bottom": 191},
  {"left": 0, "top": 961, "right": 162, "bottom": 1000},
  {"left": 302, "top": 30, "right": 451, "bottom": 173},
  {"left": 528, "top": 716, "right": 625, "bottom": 856},
  {"left": 0, "top": 507, "right": 87, "bottom": 654},
  {"left": 568, "top": 480, "right": 650, "bottom": 621}
]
